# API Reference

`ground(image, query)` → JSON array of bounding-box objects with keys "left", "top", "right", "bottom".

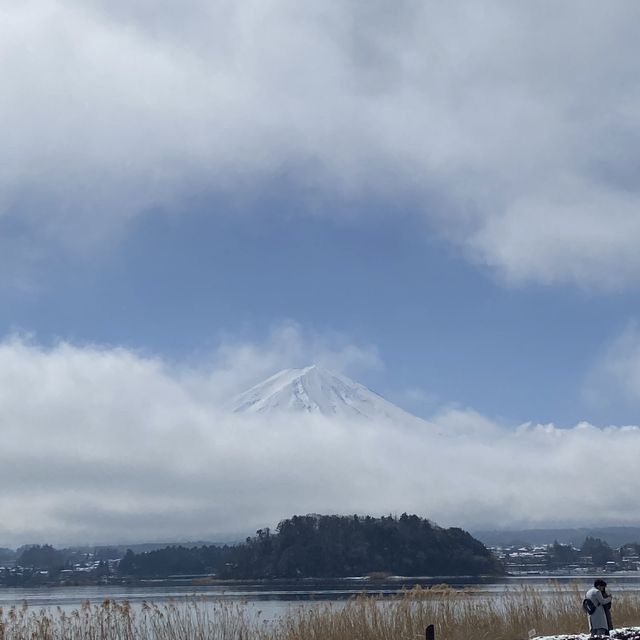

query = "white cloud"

[
  {"left": 430, "top": 406, "right": 504, "bottom": 437},
  {"left": 191, "top": 321, "right": 382, "bottom": 402},
  {"left": 1, "top": 334, "right": 640, "bottom": 546},
  {"left": 2, "top": 1, "right": 640, "bottom": 288}
]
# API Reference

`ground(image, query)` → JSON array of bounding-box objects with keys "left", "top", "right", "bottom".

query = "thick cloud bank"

[
  {"left": 1, "top": 335, "right": 639, "bottom": 546},
  {"left": 2, "top": 1, "right": 640, "bottom": 288}
]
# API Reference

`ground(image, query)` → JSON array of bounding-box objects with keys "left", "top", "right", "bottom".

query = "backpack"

[{"left": 582, "top": 598, "right": 597, "bottom": 615}]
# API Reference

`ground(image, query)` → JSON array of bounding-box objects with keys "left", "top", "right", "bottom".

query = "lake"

[{"left": 2, "top": 574, "right": 640, "bottom": 621}]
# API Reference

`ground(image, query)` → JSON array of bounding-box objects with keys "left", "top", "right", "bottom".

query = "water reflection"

[{"left": 1, "top": 574, "right": 639, "bottom": 617}]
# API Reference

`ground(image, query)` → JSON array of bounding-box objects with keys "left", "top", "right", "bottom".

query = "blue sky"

[
  {"left": 2, "top": 191, "right": 636, "bottom": 427},
  {"left": 3, "top": 1, "right": 640, "bottom": 543}
]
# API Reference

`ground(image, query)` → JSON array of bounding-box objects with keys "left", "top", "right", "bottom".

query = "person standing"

[
  {"left": 585, "top": 579, "right": 613, "bottom": 637},
  {"left": 603, "top": 584, "right": 613, "bottom": 633}
]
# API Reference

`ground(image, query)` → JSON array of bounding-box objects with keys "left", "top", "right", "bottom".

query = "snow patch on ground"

[{"left": 535, "top": 628, "right": 640, "bottom": 640}]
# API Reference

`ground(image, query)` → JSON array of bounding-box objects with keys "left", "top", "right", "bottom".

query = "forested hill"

[{"left": 119, "top": 514, "right": 503, "bottom": 578}]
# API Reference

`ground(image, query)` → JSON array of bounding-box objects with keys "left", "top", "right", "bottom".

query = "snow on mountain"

[{"left": 227, "top": 364, "right": 426, "bottom": 426}]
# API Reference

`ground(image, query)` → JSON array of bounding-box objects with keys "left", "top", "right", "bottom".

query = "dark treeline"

[
  {"left": 118, "top": 513, "right": 503, "bottom": 579},
  {"left": 1, "top": 544, "right": 113, "bottom": 587},
  {"left": 546, "top": 537, "right": 640, "bottom": 568},
  {"left": 7, "top": 544, "right": 119, "bottom": 569}
]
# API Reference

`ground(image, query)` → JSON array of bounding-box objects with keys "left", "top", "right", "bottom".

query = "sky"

[{"left": 2, "top": 0, "right": 640, "bottom": 545}]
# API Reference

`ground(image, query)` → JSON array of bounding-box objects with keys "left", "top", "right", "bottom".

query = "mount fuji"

[{"left": 228, "top": 364, "right": 426, "bottom": 426}]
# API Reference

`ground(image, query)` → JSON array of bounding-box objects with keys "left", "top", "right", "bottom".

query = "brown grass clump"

[{"left": 0, "top": 583, "right": 638, "bottom": 640}]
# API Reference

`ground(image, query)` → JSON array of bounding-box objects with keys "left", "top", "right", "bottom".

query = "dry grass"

[
  {"left": 0, "top": 583, "right": 638, "bottom": 640},
  {"left": 264, "top": 583, "right": 640, "bottom": 640}
]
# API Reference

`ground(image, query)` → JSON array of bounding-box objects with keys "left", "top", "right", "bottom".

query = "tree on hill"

[
  {"left": 16, "top": 545, "right": 65, "bottom": 570},
  {"left": 547, "top": 541, "right": 579, "bottom": 568},
  {"left": 118, "top": 545, "right": 225, "bottom": 577},
  {"left": 581, "top": 537, "right": 613, "bottom": 567}
]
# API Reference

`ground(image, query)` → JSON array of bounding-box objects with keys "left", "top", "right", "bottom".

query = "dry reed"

[{"left": 0, "top": 583, "right": 638, "bottom": 640}]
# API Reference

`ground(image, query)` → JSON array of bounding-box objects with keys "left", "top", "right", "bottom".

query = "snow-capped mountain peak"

[{"left": 228, "top": 364, "right": 423, "bottom": 425}]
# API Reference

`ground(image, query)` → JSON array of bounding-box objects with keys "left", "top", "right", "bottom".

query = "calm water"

[{"left": 1, "top": 574, "right": 639, "bottom": 621}]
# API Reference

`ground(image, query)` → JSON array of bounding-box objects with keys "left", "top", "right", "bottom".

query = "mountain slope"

[{"left": 228, "top": 364, "right": 424, "bottom": 425}]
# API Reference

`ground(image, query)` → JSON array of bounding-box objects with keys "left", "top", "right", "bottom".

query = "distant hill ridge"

[{"left": 473, "top": 526, "right": 640, "bottom": 548}]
